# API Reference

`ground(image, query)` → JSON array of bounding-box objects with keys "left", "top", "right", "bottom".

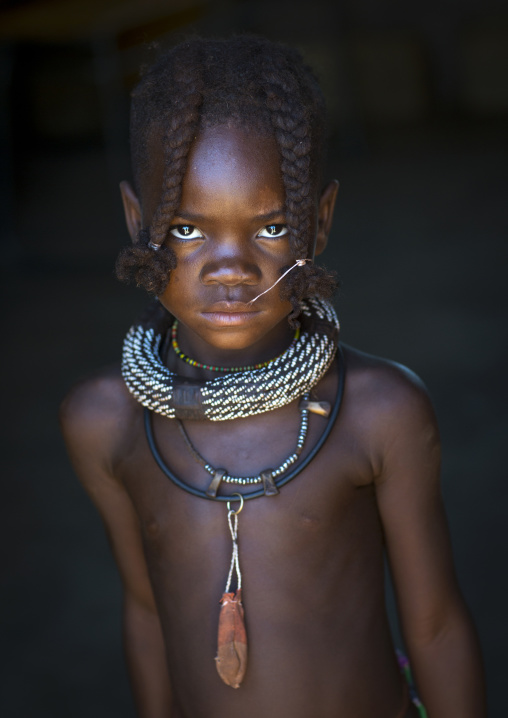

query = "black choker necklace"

[{"left": 144, "top": 346, "right": 345, "bottom": 502}]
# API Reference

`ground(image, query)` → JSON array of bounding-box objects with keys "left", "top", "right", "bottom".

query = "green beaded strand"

[{"left": 171, "top": 320, "right": 300, "bottom": 373}]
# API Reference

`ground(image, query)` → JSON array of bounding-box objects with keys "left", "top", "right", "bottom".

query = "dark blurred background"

[{"left": 0, "top": 0, "right": 506, "bottom": 715}]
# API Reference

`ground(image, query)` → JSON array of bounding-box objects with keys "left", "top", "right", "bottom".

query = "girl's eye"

[
  {"left": 258, "top": 224, "right": 288, "bottom": 239},
  {"left": 169, "top": 225, "right": 203, "bottom": 239}
]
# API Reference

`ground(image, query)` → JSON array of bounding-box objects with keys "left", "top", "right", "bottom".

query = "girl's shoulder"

[
  {"left": 342, "top": 344, "right": 430, "bottom": 399},
  {"left": 59, "top": 363, "right": 141, "bottom": 468},
  {"left": 339, "top": 344, "right": 438, "bottom": 450}
]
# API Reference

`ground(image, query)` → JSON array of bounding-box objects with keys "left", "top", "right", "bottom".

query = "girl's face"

[{"left": 149, "top": 125, "right": 298, "bottom": 366}]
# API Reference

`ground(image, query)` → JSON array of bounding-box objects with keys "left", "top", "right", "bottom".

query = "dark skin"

[{"left": 60, "top": 126, "right": 486, "bottom": 718}]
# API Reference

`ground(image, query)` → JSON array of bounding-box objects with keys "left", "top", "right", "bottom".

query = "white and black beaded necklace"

[{"left": 122, "top": 297, "right": 339, "bottom": 421}]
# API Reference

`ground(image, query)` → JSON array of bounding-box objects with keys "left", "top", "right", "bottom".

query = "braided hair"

[{"left": 116, "top": 36, "right": 337, "bottom": 323}]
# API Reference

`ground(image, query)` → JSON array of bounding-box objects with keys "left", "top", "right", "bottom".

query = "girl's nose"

[{"left": 200, "top": 255, "right": 261, "bottom": 286}]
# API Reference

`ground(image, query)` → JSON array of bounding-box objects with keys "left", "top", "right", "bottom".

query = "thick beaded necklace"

[
  {"left": 171, "top": 319, "right": 300, "bottom": 373},
  {"left": 122, "top": 297, "right": 339, "bottom": 422}
]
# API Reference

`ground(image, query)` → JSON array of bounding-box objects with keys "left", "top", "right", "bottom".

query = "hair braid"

[
  {"left": 116, "top": 46, "right": 203, "bottom": 295},
  {"left": 149, "top": 53, "right": 203, "bottom": 247},
  {"left": 259, "top": 46, "right": 336, "bottom": 326}
]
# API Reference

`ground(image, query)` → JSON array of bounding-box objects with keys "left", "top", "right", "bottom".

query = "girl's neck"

[{"left": 163, "top": 320, "right": 295, "bottom": 381}]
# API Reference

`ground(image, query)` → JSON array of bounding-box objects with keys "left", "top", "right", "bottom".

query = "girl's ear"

[
  {"left": 120, "top": 180, "right": 142, "bottom": 243},
  {"left": 315, "top": 180, "right": 339, "bottom": 256}
]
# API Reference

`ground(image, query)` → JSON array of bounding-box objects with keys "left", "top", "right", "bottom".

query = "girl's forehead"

[
  {"left": 143, "top": 124, "right": 285, "bottom": 219},
  {"left": 182, "top": 125, "right": 284, "bottom": 213},
  {"left": 189, "top": 125, "right": 280, "bottom": 179}
]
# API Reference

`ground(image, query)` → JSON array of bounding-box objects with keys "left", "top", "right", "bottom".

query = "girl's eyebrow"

[
  {"left": 254, "top": 209, "right": 286, "bottom": 222},
  {"left": 173, "top": 209, "right": 286, "bottom": 223}
]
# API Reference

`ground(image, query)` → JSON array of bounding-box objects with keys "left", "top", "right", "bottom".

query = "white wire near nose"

[{"left": 247, "top": 259, "right": 310, "bottom": 305}]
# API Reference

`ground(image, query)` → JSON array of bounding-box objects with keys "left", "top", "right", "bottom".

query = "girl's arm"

[
  {"left": 123, "top": 565, "right": 172, "bottom": 717},
  {"left": 372, "top": 366, "right": 486, "bottom": 718},
  {"left": 60, "top": 374, "right": 173, "bottom": 718}
]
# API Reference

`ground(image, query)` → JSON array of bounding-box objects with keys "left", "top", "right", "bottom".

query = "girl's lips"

[{"left": 200, "top": 310, "right": 261, "bottom": 327}]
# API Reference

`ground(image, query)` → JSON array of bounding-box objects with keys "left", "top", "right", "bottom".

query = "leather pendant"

[{"left": 215, "top": 589, "right": 247, "bottom": 688}]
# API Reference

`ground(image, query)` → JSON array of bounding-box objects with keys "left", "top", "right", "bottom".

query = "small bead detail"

[
  {"left": 171, "top": 319, "right": 300, "bottom": 373},
  {"left": 177, "top": 395, "right": 311, "bottom": 485}
]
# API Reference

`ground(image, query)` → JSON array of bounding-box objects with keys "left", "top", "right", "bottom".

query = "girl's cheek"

[{"left": 168, "top": 241, "right": 204, "bottom": 262}]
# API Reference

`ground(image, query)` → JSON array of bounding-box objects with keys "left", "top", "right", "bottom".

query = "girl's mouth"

[{"left": 200, "top": 310, "right": 261, "bottom": 327}]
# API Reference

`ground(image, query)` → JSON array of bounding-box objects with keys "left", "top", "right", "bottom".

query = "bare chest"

[{"left": 117, "top": 389, "right": 382, "bottom": 584}]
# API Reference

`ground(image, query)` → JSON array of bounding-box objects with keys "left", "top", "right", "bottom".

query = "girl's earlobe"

[
  {"left": 120, "top": 180, "right": 143, "bottom": 243},
  {"left": 315, "top": 180, "right": 339, "bottom": 256}
]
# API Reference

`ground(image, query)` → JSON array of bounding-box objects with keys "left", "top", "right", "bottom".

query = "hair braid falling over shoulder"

[{"left": 116, "top": 37, "right": 337, "bottom": 317}]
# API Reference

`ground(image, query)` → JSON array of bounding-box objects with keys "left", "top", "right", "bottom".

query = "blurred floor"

[{"left": 1, "top": 122, "right": 507, "bottom": 716}]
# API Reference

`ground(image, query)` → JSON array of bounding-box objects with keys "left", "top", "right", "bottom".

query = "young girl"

[{"left": 60, "top": 36, "right": 486, "bottom": 718}]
